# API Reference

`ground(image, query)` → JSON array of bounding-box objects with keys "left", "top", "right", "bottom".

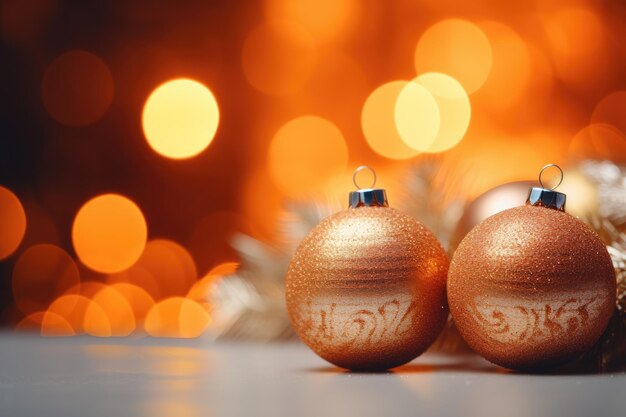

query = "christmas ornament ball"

[
  {"left": 286, "top": 180, "right": 449, "bottom": 370},
  {"left": 450, "top": 181, "right": 533, "bottom": 252},
  {"left": 448, "top": 204, "right": 616, "bottom": 370}
]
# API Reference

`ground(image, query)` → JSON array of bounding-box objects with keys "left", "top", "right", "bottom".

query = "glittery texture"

[
  {"left": 448, "top": 205, "right": 616, "bottom": 371},
  {"left": 286, "top": 206, "right": 449, "bottom": 371}
]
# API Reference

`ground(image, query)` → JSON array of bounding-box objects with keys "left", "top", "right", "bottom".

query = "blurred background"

[{"left": 1, "top": 0, "right": 626, "bottom": 339}]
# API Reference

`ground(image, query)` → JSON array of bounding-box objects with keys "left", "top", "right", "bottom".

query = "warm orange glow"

[
  {"left": 47, "top": 294, "right": 111, "bottom": 336},
  {"left": 242, "top": 21, "right": 317, "bottom": 95},
  {"left": 186, "top": 274, "right": 218, "bottom": 305},
  {"left": 242, "top": 168, "right": 282, "bottom": 242},
  {"left": 394, "top": 81, "right": 441, "bottom": 151},
  {"left": 144, "top": 297, "right": 210, "bottom": 338},
  {"left": 415, "top": 19, "right": 492, "bottom": 94},
  {"left": 90, "top": 286, "right": 136, "bottom": 336},
  {"left": 12, "top": 244, "right": 80, "bottom": 315},
  {"left": 543, "top": 9, "right": 608, "bottom": 88},
  {"left": 208, "top": 261, "right": 239, "bottom": 276},
  {"left": 0, "top": 186, "right": 26, "bottom": 259},
  {"left": 107, "top": 264, "right": 161, "bottom": 301},
  {"left": 72, "top": 194, "right": 147, "bottom": 274},
  {"left": 186, "top": 211, "right": 244, "bottom": 275},
  {"left": 117, "top": 239, "right": 198, "bottom": 300},
  {"left": 268, "top": 116, "right": 349, "bottom": 196},
  {"left": 41, "top": 50, "right": 114, "bottom": 126},
  {"left": 362, "top": 81, "right": 421, "bottom": 160},
  {"left": 568, "top": 124, "right": 626, "bottom": 164},
  {"left": 109, "top": 283, "right": 155, "bottom": 324},
  {"left": 16, "top": 311, "right": 75, "bottom": 336},
  {"left": 264, "top": 0, "right": 358, "bottom": 43},
  {"left": 142, "top": 78, "right": 220, "bottom": 159},
  {"left": 592, "top": 91, "right": 626, "bottom": 140},
  {"left": 406, "top": 73, "right": 471, "bottom": 153},
  {"left": 477, "top": 21, "right": 531, "bottom": 109}
]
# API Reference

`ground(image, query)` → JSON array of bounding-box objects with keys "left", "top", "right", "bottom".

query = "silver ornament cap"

[
  {"left": 526, "top": 163, "right": 566, "bottom": 211},
  {"left": 348, "top": 165, "right": 388, "bottom": 208}
]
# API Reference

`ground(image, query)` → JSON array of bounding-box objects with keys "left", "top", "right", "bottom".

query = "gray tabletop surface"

[{"left": 0, "top": 333, "right": 624, "bottom": 417}]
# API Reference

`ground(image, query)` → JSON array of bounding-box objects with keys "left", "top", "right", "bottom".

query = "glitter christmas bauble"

[
  {"left": 286, "top": 202, "right": 449, "bottom": 371},
  {"left": 448, "top": 204, "right": 616, "bottom": 370}
]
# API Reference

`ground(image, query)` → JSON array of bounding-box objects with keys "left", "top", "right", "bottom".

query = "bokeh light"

[
  {"left": 72, "top": 194, "right": 147, "bottom": 274},
  {"left": 568, "top": 124, "right": 626, "bottom": 164},
  {"left": 242, "top": 21, "right": 317, "bottom": 95},
  {"left": 109, "top": 283, "right": 155, "bottom": 326},
  {"left": 404, "top": 73, "right": 470, "bottom": 153},
  {"left": 361, "top": 81, "right": 421, "bottom": 160},
  {"left": 592, "top": 91, "right": 626, "bottom": 138},
  {"left": 12, "top": 244, "right": 80, "bottom": 315},
  {"left": 16, "top": 311, "right": 74, "bottom": 336},
  {"left": 0, "top": 186, "right": 26, "bottom": 260},
  {"left": 414, "top": 19, "right": 492, "bottom": 94},
  {"left": 263, "top": 0, "right": 358, "bottom": 43},
  {"left": 90, "top": 286, "right": 136, "bottom": 336},
  {"left": 477, "top": 21, "right": 531, "bottom": 109},
  {"left": 142, "top": 78, "right": 220, "bottom": 160},
  {"left": 110, "top": 239, "right": 197, "bottom": 300},
  {"left": 41, "top": 50, "right": 114, "bottom": 126},
  {"left": 543, "top": 8, "right": 609, "bottom": 89},
  {"left": 268, "top": 116, "right": 349, "bottom": 196},
  {"left": 394, "top": 81, "right": 441, "bottom": 152},
  {"left": 144, "top": 297, "right": 210, "bottom": 338},
  {"left": 47, "top": 294, "right": 111, "bottom": 336}
]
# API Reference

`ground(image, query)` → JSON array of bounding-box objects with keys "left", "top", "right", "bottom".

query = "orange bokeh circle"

[
  {"left": 72, "top": 194, "right": 148, "bottom": 274},
  {"left": 0, "top": 186, "right": 26, "bottom": 260},
  {"left": 12, "top": 244, "right": 80, "bottom": 315},
  {"left": 41, "top": 50, "right": 114, "bottom": 126}
]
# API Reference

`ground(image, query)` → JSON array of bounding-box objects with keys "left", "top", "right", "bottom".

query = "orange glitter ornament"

[
  {"left": 286, "top": 166, "right": 449, "bottom": 370},
  {"left": 448, "top": 165, "right": 616, "bottom": 371}
]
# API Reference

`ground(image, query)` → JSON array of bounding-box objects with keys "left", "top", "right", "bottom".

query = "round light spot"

[
  {"left": 592, "top": 91, "right": 626, "bottom": 137},
  {"left": 362, "top": 81, "right": 421, "bottom": 159},
  {"left": 409, "top": 73, "right": 471, "bottom": 153},
  {"left": 41, "top": 50, "right": 114, "bottom": 126},
  {"left": 242, "top": 21, "right": 317, "bottom": 95},
  {"left": 72, "top": 194, "right": 147, "bottom": 274},
  {"left": 568, "top": 123, "right": 626, "bottom": 164},
  {"left": 47, "top": 294, "right": 111, "bottom": 336},
  {"left": 16, "top": 311, "right": 75, "bottom": 336},
  {"left": 415, "top": 19, "right": 492, "bottom": 94},
  {"left": 543, "top": 9, "right": 608, "bottom": 87},
  {"left": 109, "top": 283, "right": 155, "bottom": 325},
  {"left": 144, "top": 297, "right": 210, "bottom": 338},
  {"left": 90, "top": 286, "right": 136, "bottom": 336},
  {"left": 477, "top": 21, "right": 531, "bottom": 109},
  {"left": 111, "top": 239, "right": 197, "bottom": 300},
  {"left": 268, "top": 116, "right": 349, "bottom": 196},
  {"left": 264, "top": 0, "right": 358, "bottom": 42},
  {"left": 142, "top": 78, "right": 220, "bottom": 159},
  {"left": 12, "top": 244, "right": 80, "bottom": 315},
  {"left": 0, "top": 186, "right": 26, "bottom": 260},
  {"left": 394, "top": 82, "right": 441, "bottom": 152}
]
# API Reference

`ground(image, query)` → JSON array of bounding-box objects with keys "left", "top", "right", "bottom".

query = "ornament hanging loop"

[
  {"left": 349, "top": 165, "right": 388, "bottom": 208},
  {"left": 538, "top": 163, "right": 564, "bottom": 191},
  {"left": 353, "top": 165, "right": 377, "bottom": 190},
  {"left": 527, "top": 163, "right": 566, "bottom": 211}
]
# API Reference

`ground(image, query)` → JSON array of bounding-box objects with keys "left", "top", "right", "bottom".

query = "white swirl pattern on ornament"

[
  {"left": 296, "top": 296, "right": 418, "bottom": 348},
  {"left": 469, "top": 294, "right": 604, "bottom": 344}
]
